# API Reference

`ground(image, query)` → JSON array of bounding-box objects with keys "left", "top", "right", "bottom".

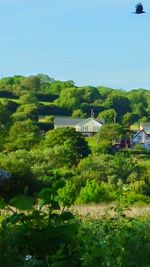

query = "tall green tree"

[
  {"left": 97, "top": 123, "right": 122, "bottom": 144},
  {"left": 19, "top": 93, "right": 38, "bottom": 104},
  {"left": 55, "top": 87, "right": 82, "bottom": 110},
  {"left": 5, "top": 120, "right": 42, "bottom": 151},
  {"left": 44, "top": 127, "right": 90, "bottom": 165},
  {"left": 98, "top": 109, "right": 117, "bottom": 123},
  {"left": 110, "top": 152, "right": 138, "bottom": 183},
  {"left": 82, "top": 86, "right": 100, "bottom": 103},
  {"left": 20, "top": 76, "right": 40, "bottom": 91},
  {"left": 103, "top": 93, "right": 131, "bottom": 119},
  {"left": 72, "top": 109, "right": 87, "bottom": 118},
  {"left": 12, "top": 104, "right": 39, "bottom": 121}
]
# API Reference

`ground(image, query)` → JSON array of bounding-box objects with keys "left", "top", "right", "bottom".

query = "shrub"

[
  {"left": 76, "top": 180, "right": 115, "bottom": 204},
  {"left": 95, "top": 140, "right": 113, "bottom": 154},
  {"left": 57, "top": 180, "right": 78, "bottom": 208}
]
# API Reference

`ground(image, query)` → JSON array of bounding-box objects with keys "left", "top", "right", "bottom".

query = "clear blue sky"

[{"left": 0, "top": 0, "right": 150, "bottom": 90}]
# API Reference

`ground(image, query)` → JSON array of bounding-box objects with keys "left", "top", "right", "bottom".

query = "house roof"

[
  {"left": 77, "top": 117, "right": 103, "bottom": 126},
  {"left": 140, "top": 123, "right": 150, "bottom": 133},
  {"left": 54, "top": 117, "right": 103, "bottom": 126},
  {"left": 140, "top": 123, "right": 150, "bottom": 127},
  {"left": 132, "top": 129, "right": 150, "bottom": 141},
  {"left": 54, "top": 117, "right": 84, "bottom": 126}
]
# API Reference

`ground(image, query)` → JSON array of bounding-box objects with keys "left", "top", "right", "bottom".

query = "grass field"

[
  {"left": 86, "top": 136, "right": 98, "bottom": 149},
  {"left": 0, "top": 97, "right": 21, "bottom": 104},
  {"left": 72, "top": 203, "right": 150, "bottom": 218},
  {"left": 0, "top": 97, "right": 54, "bottom": 106}
]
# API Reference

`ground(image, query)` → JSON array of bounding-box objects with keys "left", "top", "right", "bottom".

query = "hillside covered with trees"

[
  {"left": 0, "top": 74, "right": 150, "bottom": 205},
  {"left": 0, "top": 73, "right": 150, "bottom": 124},
  {"left": 1, "top": 74, "right": 150, "bottom": 266}
]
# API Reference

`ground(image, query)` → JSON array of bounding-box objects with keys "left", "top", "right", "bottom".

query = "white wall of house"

[{"left": 76, "top": 119, "right": 102, "bottom": 133}]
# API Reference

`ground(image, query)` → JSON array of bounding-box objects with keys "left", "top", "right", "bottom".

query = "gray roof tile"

[{"left": 54, "top": 117, "right": 84, "bottom": 126}]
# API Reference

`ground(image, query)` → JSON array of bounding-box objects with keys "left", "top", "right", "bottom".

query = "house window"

[{"left": 82, "top": 126, "right": 88, "bottom": 132}]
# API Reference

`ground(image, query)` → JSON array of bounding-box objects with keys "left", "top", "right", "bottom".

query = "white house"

[
  {"left": 54, "top": 117, "right": 103, "bottom": 136},
  {"left": 132, "top": 129, "right": 150, "bottom": 150}
]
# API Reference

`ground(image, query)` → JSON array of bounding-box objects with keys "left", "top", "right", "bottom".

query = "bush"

[
  {"left": 95, "top": 140, "right": 113, "bottom": 154},
  {"left": 122, "top": 190, "right": 150, "bottom": 205},
  {"left": 76, "top": 180, "right": 115, "bottom": 204},
  {"left": 57, "top": 180, "right": 78, "bottom": 208},
  {"left": 79, "top": 216, "right": 150, "bottom": 267}
]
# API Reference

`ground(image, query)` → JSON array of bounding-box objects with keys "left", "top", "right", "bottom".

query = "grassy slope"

[
  {"left": 0, "top": 97, "right": 21, "bottom": 104},
  {"left": 85, "top": 136, "right": 98, "bottom": 150}
]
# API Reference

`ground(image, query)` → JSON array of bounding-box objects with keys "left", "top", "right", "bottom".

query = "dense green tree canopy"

[
  {"left": 19, "top": 93, "right": 38, "bottom": 104},
  {"left": 103, "top": 92, "right": 131, "bottom": 119},
  {"left": 55, "top": 87, "right": 82, "bottom": 110},
  {"left": 72, "top": 109, "right": 87, "bottom": 118},
  {"left": 1, "top": 74, "right": 150, "bottom": 124},
  {"left": 81, "top": 86, "right": 100, "bottom": 103},
  {"left": 0, "top": 77, "right": 14, "bottom": 91},
  {"left": 36, "top": 73, "right": 54, "bottom": 84},
  {"left": 98, "top": 109, "right": 117, "bottom": 123},
  {"left": 20, "top": 76, "right": 41, "bottom": 91},
  {"left": 12, "top": 104, "right": 39, "bottom": 121},
  {"left": 0, "top": 102, "right": 11, "bottom": 126},
  {"left": 97, "top": 123, "right": 122, "bottom": 144},
  {"left": 44, "top": 127, "right": 90, "bottom": 165},
  {"left": 5, "top": 120, "right": 42, "bottom": 151}
]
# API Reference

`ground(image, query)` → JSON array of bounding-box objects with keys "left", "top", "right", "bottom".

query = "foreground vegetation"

[
  {"left": 1, "top": 190, "right": 150, "bottom": 267},
  {"left": 1, "top": 74, "right": 150, "bottom": 266}
]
